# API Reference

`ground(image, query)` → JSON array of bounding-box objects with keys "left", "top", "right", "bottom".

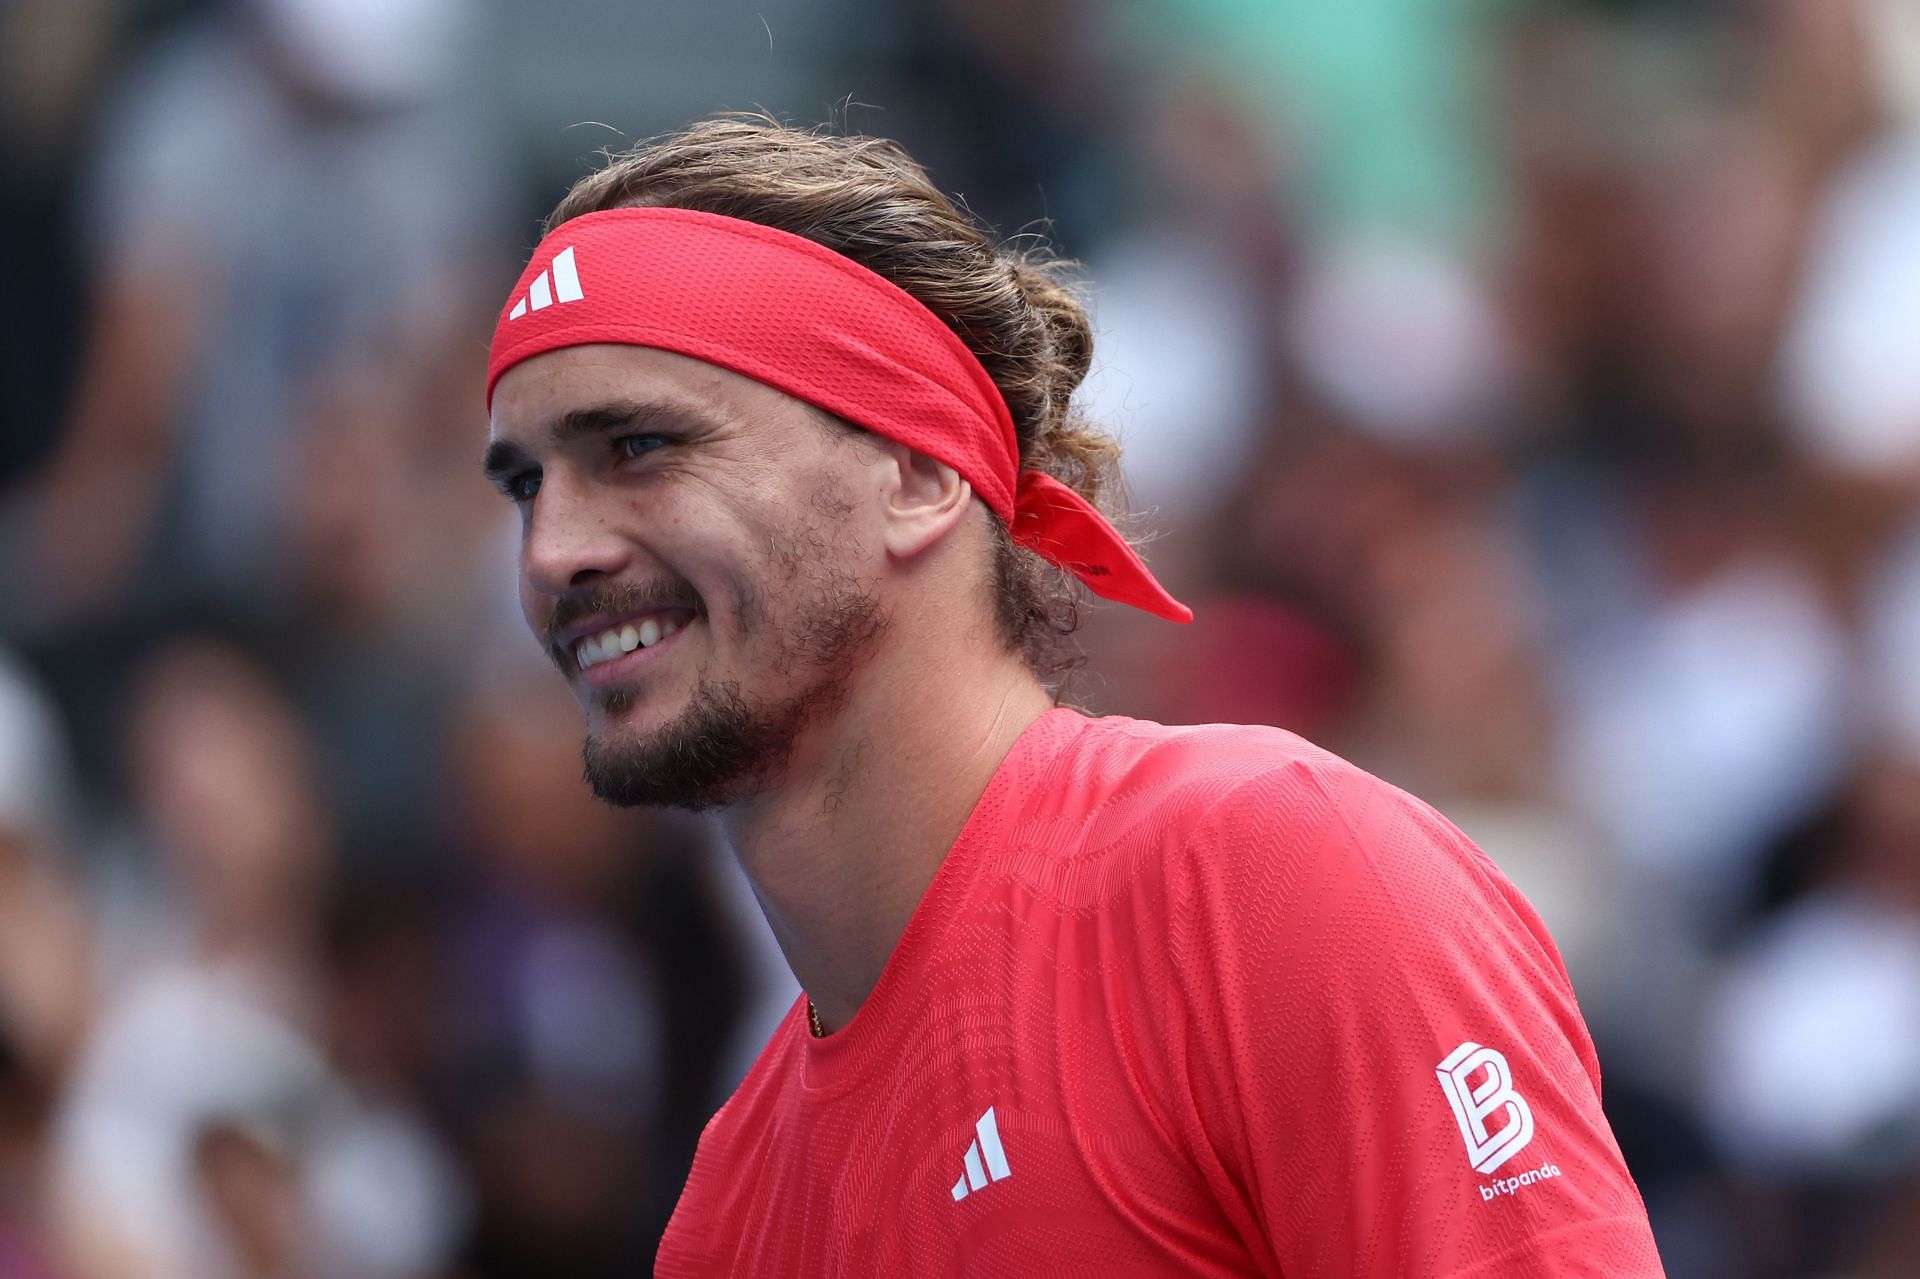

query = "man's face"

[{"left": 485, "top": 345, "right": 888, "bottom": 810}]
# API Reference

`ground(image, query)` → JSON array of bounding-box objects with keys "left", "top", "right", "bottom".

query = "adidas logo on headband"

[
  {"left": 484, "top": 208, "right": 1192, "bottom": 621},
  {"left": 507, "top": 245, "right": 584, "bottom": 320}
]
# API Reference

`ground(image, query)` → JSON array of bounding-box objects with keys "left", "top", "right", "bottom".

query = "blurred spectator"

[
  {"left": 1078, "top": 77, "right": 1285, "bottom": 529},
  {"left": 20, "top": 0, "right": 502, "bottom": 628},
  {"left": 436, "top": 665, "right": 759, "bottom": 1275},
  {"left": 0, "top": 652, "right": 90, "bottom": 1279},
  {"left": 1780, "top": 129, "right": 1920, "bottom": 479},
  {"left": 0, "top": 0, "right": 114, "bottom": 488},
  {"left": 1696, "top": 745, "right": 1920, "bottom": 1275},
  {"left": 53, "top": 638, "right": 464, "bottom": 1279},
  {"left": 1126, "top": 0, "right": 1509, "bottom": 246},
  {"left": 1285, "top": 232, "right": 1514, "bottom": 449}
]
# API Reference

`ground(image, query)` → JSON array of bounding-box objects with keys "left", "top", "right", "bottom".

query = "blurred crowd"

[{"left": 1, "top": 0, "right": 1917, "bottom": 1274}]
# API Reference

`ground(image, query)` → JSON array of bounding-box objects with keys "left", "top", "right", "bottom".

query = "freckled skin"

[{"left": 488, "top": 344, "right": 891, "bottom": 808}]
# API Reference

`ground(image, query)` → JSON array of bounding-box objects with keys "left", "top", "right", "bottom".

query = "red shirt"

[{"left": 656, "top": 711, "right": 1663, "bottom": 1277}]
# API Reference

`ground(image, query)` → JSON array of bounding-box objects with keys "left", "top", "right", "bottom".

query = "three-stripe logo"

[
  {"left": 949, "top": 1107, "right": 1011, "bottom": 1202},
  {"left": 508, "top": 245, "right": 584, "bottom": 320}
]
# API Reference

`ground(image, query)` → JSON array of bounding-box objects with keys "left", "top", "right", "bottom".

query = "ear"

[{"left": 875, "top": 441, "right": 972, "bottom": 560}]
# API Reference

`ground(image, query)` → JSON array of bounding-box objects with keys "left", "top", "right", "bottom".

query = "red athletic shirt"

[{"left": 656, "top": 710, "right": 1663, "bottom": 1277}]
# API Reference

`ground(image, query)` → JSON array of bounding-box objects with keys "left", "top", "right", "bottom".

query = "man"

[{"left": 482, "top": 116, "right": 1664, "bottom": 1276}]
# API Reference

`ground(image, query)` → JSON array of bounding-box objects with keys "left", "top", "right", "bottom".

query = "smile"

[{"left": 574, "top": 609, "right": 694, "bottom": 670}]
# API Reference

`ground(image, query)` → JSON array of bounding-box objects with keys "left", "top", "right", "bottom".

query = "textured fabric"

[
  {"left": 656, "top": 710, "right": 1664, "bottom": 1277},
  {"left": 485, "top": 208, "right": 1191, "bottom": 622}
]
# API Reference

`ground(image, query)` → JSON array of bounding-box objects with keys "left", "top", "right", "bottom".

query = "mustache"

[{"left": 546, "top": 578, "right": 702, "bottom": 659}]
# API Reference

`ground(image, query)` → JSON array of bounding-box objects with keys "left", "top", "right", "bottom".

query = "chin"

[
  {"left": 574, "top": 575, "right": 884, "bottom": 810},
  {"left": 583, "top": 682, "right": 663, "bottom": 732},
  {"left": 580, "top": 677, "right": 793, "bottom": 812}
]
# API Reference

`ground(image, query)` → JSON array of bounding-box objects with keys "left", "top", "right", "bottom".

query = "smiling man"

[{"left": 481, "top": 117, "right": 1664, "bottom": 1276}]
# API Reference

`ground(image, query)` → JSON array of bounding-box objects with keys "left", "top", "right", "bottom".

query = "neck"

[{"left": 715, "top": 636, "right": 1054, "bottom": 1035}]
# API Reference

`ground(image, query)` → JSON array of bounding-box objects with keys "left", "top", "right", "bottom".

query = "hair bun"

[{"left": 1007, "top": 257, "right": 1095, "bottom": 397}]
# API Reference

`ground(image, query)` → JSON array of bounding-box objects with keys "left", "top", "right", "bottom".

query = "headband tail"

[{"left": 1011, "top": 471, "right": 1194, "bottom": 624}]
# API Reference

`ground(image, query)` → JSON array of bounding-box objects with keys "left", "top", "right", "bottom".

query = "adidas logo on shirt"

[
  {"left": 508, "top": 245, "right": 584, "bottom": 319},
  {"left": 948, "top": 1107, "right": 1011, "bottom": 1202}
]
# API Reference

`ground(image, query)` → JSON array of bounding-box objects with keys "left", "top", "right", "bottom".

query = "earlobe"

[{"left": 880, "top": 443, "right": 972, "bottom": 559}]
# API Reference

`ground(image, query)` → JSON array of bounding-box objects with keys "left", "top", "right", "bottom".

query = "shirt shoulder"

[
  {"left": 1039, "top": 718, "right": 1544, "bottom": 960},
  {"left": 656, "top": 1000, "right": 810, "bottom": 1273},
  {"left": 1098, "top": 730, "right": 1659, "bottom": 1274},
  {"left": 1005, "top": 714, "right": 1349, "bottom": 850},
  {"left": 1013, "top": 715, "right": 1444, "bottom": 920}
]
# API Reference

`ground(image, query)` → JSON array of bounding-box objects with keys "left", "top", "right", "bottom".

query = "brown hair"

[{"left": 545, "top": 113, "right": 1126, "bottom": 688}]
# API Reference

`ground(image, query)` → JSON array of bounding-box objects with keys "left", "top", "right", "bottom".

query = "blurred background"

[{"left": 0, "top": 0, "right": 1916, "bottom": 1273}]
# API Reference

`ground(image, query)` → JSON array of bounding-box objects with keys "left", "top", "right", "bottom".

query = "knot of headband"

[{"left": 486, "top": 207, "right": 1192, "bottom": 624}]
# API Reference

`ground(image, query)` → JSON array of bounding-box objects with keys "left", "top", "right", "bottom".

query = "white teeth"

[
  {"left": 574, "top": 613, "right": 685, "bottom": 669},
  {"left": 575, "top": 633, "right": 615, "bottom": 670}
]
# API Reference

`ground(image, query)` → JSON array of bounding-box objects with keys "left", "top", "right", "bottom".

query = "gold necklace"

[{"left": 807, "top": 999, "right": 827, "bottom": 1038}]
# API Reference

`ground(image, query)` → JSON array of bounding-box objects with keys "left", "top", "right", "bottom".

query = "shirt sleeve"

[{"left": 1158, "top": 752, "right": 1666, "bottom": 1277}]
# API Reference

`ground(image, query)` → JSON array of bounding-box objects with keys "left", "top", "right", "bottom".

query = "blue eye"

[
  {"left": 508, "top": 472, "right": 541, "bottom": 502},
  {"left": 618, "top": 434, "right": 669, "bottom": 459}
]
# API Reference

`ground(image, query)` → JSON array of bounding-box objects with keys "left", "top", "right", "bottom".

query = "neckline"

[{"left": 797, "top": 705, "right": 1088, "bottom": 1092}]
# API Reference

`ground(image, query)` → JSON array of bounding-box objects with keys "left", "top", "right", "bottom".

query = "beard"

[{"left": 579, "top": 536, "right": 887, "bottom": 811}]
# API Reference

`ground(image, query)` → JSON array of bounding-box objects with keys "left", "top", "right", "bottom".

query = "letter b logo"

[{"left": 1436, "top": 1041, "right": 1536, "bottom": 1174}]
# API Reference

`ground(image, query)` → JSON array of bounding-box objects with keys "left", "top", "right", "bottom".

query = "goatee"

[{"left": 580, "top": 573, "right": 886, "bottom": 810}]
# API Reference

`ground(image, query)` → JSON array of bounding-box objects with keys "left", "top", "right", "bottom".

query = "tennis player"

[{"left": 482, "top": 116, "right": 1664, "bottom": 1276}]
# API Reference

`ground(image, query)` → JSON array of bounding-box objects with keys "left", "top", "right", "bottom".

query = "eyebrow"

[{"left": 481, "top": 400, "right": 703, "bottom": 487}]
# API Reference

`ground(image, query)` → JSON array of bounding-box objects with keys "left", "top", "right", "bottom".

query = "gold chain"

[{"left": 807, "top": 999, "right": 826, "bottom": 1039}]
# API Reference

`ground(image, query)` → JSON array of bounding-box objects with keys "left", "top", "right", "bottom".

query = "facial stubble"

[{"left": 579, "top": 515, "right": 888, "bottom": 811}]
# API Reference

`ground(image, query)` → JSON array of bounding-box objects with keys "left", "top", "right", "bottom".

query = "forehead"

[
  {"left": 489, "top": 344, "right": 808, "bottom": 445},
  {"left": 484, "top": 344, "right": 879, "bottom": 498}
]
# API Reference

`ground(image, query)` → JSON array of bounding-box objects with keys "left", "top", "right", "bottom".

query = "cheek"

[
  {"left": 754, "top": 498, "right": 878, "bottom": 610},
  {"left": 668, "top": 467, "right": 872, "bottom": 625},
  {"left": 518, "top": 573, "right": 553, "bottom": 644}
]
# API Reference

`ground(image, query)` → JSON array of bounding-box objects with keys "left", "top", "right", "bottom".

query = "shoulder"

[
  {"left": 1023, "top": 714, "right": 1523, "bottom": 950},
  {"left": 987, "top": 714, "right": 1351, "bottom": 898},
  {"left": 681, "top": 999, "right": 808, "bottom": 1163},
  {"left": 1031, "top": 713, "right": 1349, "bottom": 828},
  {"left": 1047, "top": 714, "right": 1442, "bottom": 885},
  {"left": 659, "top": 999, "right": 807, "bottom": 1261},
  {"left": 1055, "top": 717, "right": 1565, "bottom": 998}
]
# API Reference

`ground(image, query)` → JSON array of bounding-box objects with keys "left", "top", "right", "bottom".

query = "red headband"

[{"left": 487, "top": 207, "right": 1191, "bottom": 623}]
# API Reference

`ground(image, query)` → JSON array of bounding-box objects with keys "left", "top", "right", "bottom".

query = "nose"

[{"left": 521, "top": 471, "right": 632, "bottom": 597}]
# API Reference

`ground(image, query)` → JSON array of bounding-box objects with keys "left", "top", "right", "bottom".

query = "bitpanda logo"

[
  {"left": 1479, "top": 1159, "right": 1563, "bottom": 1201},
  {"left": 1436, "top": 1040, "right": 1536, "bottom": 1175}
]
